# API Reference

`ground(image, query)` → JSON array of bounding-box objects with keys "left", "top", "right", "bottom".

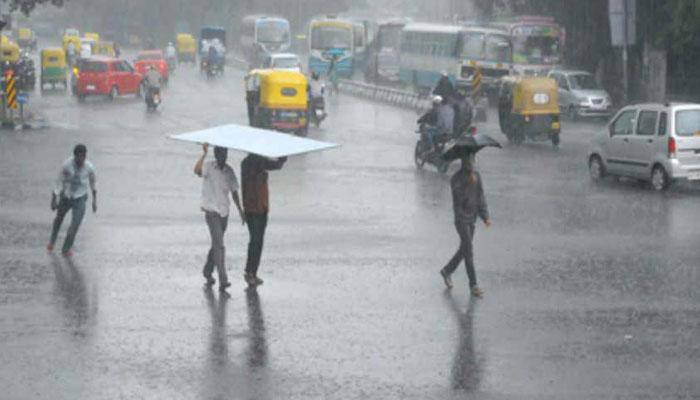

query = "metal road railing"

[{"left": 338, "top": 79, "right": 431, "bottom": 113}]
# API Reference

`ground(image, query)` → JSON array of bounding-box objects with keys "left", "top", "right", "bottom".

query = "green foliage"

[{"left": 3, "top": 0, "right": 65, "bottom": 15}]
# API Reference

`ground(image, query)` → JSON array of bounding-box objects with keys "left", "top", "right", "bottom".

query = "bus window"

[{"left": 485, "top": 34, "right": 511, "bottom": 63}]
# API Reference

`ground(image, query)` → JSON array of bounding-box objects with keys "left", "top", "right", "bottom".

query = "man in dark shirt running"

[
  {"left": 440, "top": 157, "right": 491, "bottom": 298},
  {"left": 241, "top": 154, "right": 287, "bottom": 286}
]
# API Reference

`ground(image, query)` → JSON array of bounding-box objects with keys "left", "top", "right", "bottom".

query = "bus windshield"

[
  {"left": 378, "top": 26, "right": 402, "bottom": 50},
  {"left": 485, "top": 34, "right": 511, "bottom": 63},
  {"left": 256, "top": 20, "right": 290, "bottom": 44},
  {"left": 311, "top": 26, "right": 352, "bottom": 50},
  {"left": 461, "top": 32, "right": 485, "bottom": 60},
  {"left": 512, "top": 34, "right": 560, "bottom": 65}
]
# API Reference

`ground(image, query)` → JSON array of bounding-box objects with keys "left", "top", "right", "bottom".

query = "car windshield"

[
  {"left": 485, "top": 34, "right": 511, "bottom": 63},
  {"left": 82, "top": 61, "right": 107, "bottom": 73},
  {"left": 65, "top": 29, "right": 79, "bottom": 37},
  {"left": 257, "top": 21, "right": 290, "bottom": 44},
  {"left": 311, "top": 26, "right": 352, "bottom": 49},
  {"left": 138, "top": 53, "right": 162, "bottom": 61},
  {"left": 513, "top": 34, "right": 561, "bottom": 65},
  {"left": 274, "top": 57, "right": 298, "bottom": 68},
  {"left": 675, "top": 110, "right": 700, "bottom": 137},
  {"left": 569, "top": 73, "right": 599, "bottom": 90}
]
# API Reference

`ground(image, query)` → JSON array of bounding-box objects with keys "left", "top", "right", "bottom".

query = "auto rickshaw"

[
  {"left": 246, "top": 69, "right": 308, "bottom": 135},
  {"left": 40, "top": 48, "right": 67, "bottom": 91},
  {"left": 17, "top": 28, "right": 37, "bottom": 51},
  {"left": 498, "top": 76, "right": 561, "bottom": 148},
  {"left": 94, "top": 41, "right": 115, "bottom": 57},
  {"left": 176, "top": 33, "right": 196, "bottom": 63},
  {"left": 0, "top": 38, "right": 20, "bottom": 64},
  {"left": 84, "top": 32, "right": 100, "bottom": 42}
]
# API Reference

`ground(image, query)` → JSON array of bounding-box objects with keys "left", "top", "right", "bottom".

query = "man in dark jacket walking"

[
  {"left": 241, "top": 153, "right": 287, "bottom": 286},
  {"left": 440, "top": 157, "right": 491, "bottom": 297}
]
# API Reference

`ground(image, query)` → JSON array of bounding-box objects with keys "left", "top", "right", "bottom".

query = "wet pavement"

[{"left": 1, "top": 59, "right": 699, "bottom": 399}]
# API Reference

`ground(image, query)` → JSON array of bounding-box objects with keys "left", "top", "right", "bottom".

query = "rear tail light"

[
  {"left": 668, "top": 137, "right": 677, "bottom": 158},
  {"left": 469, "top": 126, "right": 477, "bottom": 135}
]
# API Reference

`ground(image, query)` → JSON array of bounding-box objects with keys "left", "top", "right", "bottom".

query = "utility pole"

[{"left": 622, "top": 0, "right": 629, "bottom": 105}]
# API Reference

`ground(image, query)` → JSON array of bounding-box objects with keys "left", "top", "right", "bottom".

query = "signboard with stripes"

[{"left": 6, "top": 75, "right": 17, "bottom": 110}]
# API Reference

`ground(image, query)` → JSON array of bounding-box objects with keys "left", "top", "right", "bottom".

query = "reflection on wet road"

[{"left": 0, "top": 56, "right": 699, "bottom": 399}]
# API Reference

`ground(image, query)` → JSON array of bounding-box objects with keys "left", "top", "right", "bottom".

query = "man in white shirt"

[
  {"left": 194, "top": 143, "right": 244, "bottom": 292},
  {"left": 48, "top": 144, "right": 97, "bottom": 256}
]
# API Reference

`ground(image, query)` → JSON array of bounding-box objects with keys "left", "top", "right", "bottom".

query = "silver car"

[
  {"left": 548, "top": 69, "right": 613, "bottom": 120},
  {"left": 588, "top": 103, "right": 700, "bottom": 191}
]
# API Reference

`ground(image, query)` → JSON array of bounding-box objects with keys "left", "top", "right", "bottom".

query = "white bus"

[{"left": 240, "top": 16, "right": 291, "bottom": 67}]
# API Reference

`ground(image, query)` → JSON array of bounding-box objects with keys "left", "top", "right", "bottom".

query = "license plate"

[
  {"left": 86, "top": 85, "right": 95, "bottom": 90},
  {"left": 688, "top": 171, "right": 700, "bottom": 180},
  {"left": 551, "top": 121, "right": 560, "bottom": 130}
]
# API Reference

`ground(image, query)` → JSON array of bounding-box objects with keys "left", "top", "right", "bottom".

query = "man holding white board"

[{"left": 194, "top": 143, "right": 245, "bottom": 292}]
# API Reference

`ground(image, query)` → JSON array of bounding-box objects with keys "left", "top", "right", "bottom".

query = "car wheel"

[
  {"left": 551, "top": 133, "right": 560, "bottom": 149},
  {"left": 568, "top": 105, "right": 577, "bottom": 121},
  {"left": 108, "top": 86, "right": 118, "bottom": 100},
  {"left": 651, "top": 165, "right": 670, "bottom": 192},
  {"left": 589, "top": 155, "right": 606, "bottom": 182}
]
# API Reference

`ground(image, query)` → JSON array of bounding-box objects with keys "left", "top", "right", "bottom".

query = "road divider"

[{"left": 338, "top": 79, "right": 431, "bottom": 113}]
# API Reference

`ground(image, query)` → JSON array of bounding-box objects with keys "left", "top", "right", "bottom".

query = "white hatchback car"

[
  {"left": 588, "top": 103, "right": 700, "bottom": 191},
  {"left": 261, "top": 53, "right": 302, "bottom": 73}
]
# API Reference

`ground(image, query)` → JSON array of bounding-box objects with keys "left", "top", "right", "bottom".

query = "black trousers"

[
  {"left": 245, "top": 213, "right": 268, "bottom": 275},
  {"left": 443, "top": 221, "right": 477, "bottom": 288}
]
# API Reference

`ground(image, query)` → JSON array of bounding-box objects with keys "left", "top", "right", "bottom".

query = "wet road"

[{"left": 1, "top": 62, "right": 699, "bottom": 399}]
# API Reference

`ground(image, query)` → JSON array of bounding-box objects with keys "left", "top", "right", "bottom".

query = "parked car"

[
  {"left": 547, "top": 69, "right": 613, "bottom": 120},
  {"left": 261, "top": 53, "right": 302, "bottom": 73},
  {"left": 75, "top": 57, "right": 143, "bottom": 101},
  {"left": 588, "top": 103, "right": 700, "bottom": 191},
  {"left": 134, "top": 50, "right": 169, "bottom": 83}
]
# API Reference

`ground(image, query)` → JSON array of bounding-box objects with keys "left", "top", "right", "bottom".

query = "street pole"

[{"left": 622, "top": 0, "right": 629, "bottom": 105}]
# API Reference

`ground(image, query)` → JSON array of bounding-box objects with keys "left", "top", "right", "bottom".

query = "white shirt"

[
  {"left": 54, "top": 157, "right": 96, "bottom": 199},
  {"left": 200, "top": 161, "right": 239, "bottom": 217}
]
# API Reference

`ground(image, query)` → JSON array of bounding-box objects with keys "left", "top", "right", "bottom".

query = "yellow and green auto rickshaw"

[
  {"left": 40, "top": 48, "right": 68, "bottom": 91},
  {"left": 246, "top": 69, "right": 308, "bottom": 135},
  {"left": 93, "top": 41, "right": 115, "bottom": 57},
  {"left": 176, "top": 33, "right": 196, "bottom": 63},
  {"left": 498, "top": 76, "right": 561, "bottom": 148},
  {"left": 17, "top": 28, "right": 37, "bottom": 51}
]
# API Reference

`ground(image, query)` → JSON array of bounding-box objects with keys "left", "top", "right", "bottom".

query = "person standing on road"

[
  {"left": 195, "top": 144, "right": 245, "bottom": 292},
  {"left": 48, "top": 144, "right": 97, "bottom": 257},
  {"left": 241, "top": 154, "right": 287, "bottom": 286},
  {"left": 440, "top": 157, "right": 491, "bottom": 298}
]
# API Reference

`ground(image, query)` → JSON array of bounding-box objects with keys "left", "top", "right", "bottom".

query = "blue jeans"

[{"left": 50, "top": 195, "right": 87, "bottom": 253}]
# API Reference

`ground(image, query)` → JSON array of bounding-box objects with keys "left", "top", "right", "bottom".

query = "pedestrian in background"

[
  {"left": 241, "top": 153, "right": 286, "bottom": 286},
  {"left": 195, "top": 144, "right": 245, "bottom": 292},
  {"left": 440, "top": 156, "right": 491, "bottom": 298},
  {"left": 48, "top": 144, "right": 97, "bottom": 257}
]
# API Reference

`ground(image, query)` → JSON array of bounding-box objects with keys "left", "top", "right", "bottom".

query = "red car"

[
  {"left": 134, "top": 50, "right": 169, "bottom": 83},
  {"left": 76, "top": 57, "right": 144, "bottom": 101}
]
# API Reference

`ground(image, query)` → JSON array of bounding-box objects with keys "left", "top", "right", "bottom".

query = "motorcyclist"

[
  {"left": 66, "top": 41, "right": 77, "bottom": 65},
  {"left": 144, "top": 65, "right": 161, "bottom": 103},
  {"left": 433, "top": 71, "right": 456, "bottom": 103},
  {"left": 418, "top": 95, "right": 453, "bottom": 150},
  {"left": 165, "top": 42, "right": 177, "bottom": 69},
  {"left": 307, "top": 72, "right": 325, "bottom": 124}
]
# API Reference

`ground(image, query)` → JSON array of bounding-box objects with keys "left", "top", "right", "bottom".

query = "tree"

[{"left": 3, "top": 0, "right": 65, "bottom": 15}]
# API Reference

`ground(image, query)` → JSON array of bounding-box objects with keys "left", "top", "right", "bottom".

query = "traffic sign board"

[{"left": 17, "top": 92, "right": 28, "bottom": 104}]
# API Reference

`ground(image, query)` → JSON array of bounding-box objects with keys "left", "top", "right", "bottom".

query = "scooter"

[
  {"left": 145, "top": 86, "right": 161, "bottom": 112},
  {"left": 414, "top": 125, "right": 452, "bottom": 173},
  {"left": 309, "top": 94, "right": 327, "bottom": 128}
]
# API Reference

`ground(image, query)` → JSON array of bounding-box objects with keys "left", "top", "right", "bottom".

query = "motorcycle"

[
  {"left": 309, "top": 94, "right": 327, "bottom": 128},
  {"left": 15, "top": 56, "right": 36, "bottom": 91},
  {"left": 145, "top": 86, "right": 161, "bottom": 112},
  {"left": 414, "top": 125, "right": 477, "bottom": 174},
  {"left": 201, "top": 58, "right": 223, "bottom": 79}
]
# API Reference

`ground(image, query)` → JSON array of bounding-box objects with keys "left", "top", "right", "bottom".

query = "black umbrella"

[{"left": 442, "top": 133, "right": 502, "bottom": 161}]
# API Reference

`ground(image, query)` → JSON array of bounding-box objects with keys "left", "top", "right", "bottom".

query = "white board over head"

[{"left": 170, "top": 124, "right": 338, "bottom": 158}]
